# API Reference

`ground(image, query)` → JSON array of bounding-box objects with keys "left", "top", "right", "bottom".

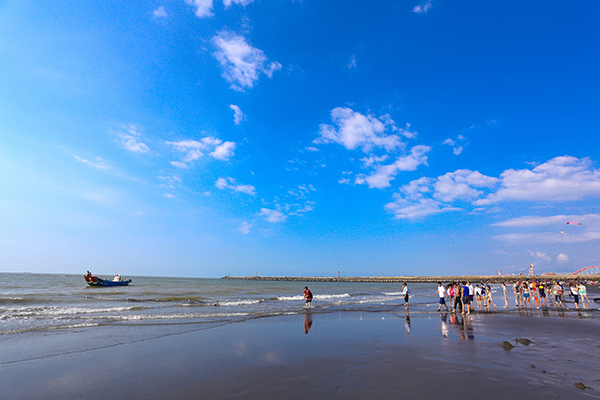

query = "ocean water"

[{"left": 0, "top": 273, "right": 441, "bottom": 336}]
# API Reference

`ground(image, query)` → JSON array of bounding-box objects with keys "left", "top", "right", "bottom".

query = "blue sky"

[{"left": 1, "top": 0, "right": 599, "bottom": 277}]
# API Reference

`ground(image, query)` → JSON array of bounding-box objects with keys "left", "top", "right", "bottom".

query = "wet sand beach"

[{"left": 2, "top": 304, "right": 600, "bottom": 400}]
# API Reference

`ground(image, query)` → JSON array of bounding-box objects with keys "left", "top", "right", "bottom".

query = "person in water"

[
  {"left": 401, "top": 283, "right": 409, "bottom": 309},
  {"left": 303, "top": 286, "right": 313, "bottom": 307}
]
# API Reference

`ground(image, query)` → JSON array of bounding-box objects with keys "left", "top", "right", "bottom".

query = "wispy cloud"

[
  {"left": 528, "top": 250, "right": 550, "bottom": 262},
  {"left": 215, "top": 177, "right": 256, "bottom": 196},
  {"left": 212, "top": 31, "right": 281, "bottom": 91},
  {"left": 230, "top": 104, "right": 245, "bottom": 125},
  {"left": 356, "top": 145, "right": 431, "bottom": 189},
  {"left": 74, "top": 156, "right": 114, "bottom": 172},
  {"left": 347, "top": 54, "right": 357, "bottom": 69},
  {"left": 112, "top": 125, "right": 150, "bottom": 154},
  {"left": 223, "top": 0, "right": 254, "bottom": 7},
  {"left": 260, "top": 207, "right": 287, "bottom": 223},
  {"left": 412, "top": 0, "right": 432, "bottom": 14},
  {"left": 238, "top": 221, "right": 252, "bottom": 234},
  {"left": 153, "top": 6, "right": 168, "bottom": 18}
]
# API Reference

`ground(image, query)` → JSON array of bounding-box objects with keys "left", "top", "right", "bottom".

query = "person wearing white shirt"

[{"left": 434, "top": 282, "right": 449, "bottom": 311}]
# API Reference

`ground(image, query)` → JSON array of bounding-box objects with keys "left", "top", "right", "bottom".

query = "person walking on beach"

[
  {"left": 538, "top": 281, "right": 547, "bottom": 307},
  {"left": 579, "top": 282, "right": 590, "bottom": 307},
  {"left": 434, "top": 282, "right": 449, "bottom": 311},
  {"left": 569, "top": 282, "right": 580, "bottom": 309},
  {"left": 502, "top": 282, "right": 509, "bottom": 309},
  {"left": 303, "top": 286, "right": 313, "bottom": 307},
  {"left": 401, "top": 283, "right": 409, "bottom": 309},
  {"left": 553, "top": 281, "right": 564, "bottom": 307},
  {"left": 453, "top": 283, "right": 462, "bottom": 313},
  {"left": 514, "top": 283, "right": 523, "bottom": 307},
  {"left": 461, "top": 282, "right": 471, "bottom": 315},
  {"left": 522, "top": 282, "right": 531, "bottom": 308},
  {"left": 467, "top": 282, "right": 475, "bottom": 312}
]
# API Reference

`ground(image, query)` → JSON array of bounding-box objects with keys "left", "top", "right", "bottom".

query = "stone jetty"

[{"left": 222, "top": 274, "right": 599, "bottom": 284}]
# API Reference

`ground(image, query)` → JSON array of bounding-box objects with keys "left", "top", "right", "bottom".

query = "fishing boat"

[{"left": 84, "top": 273, "right": 132, "bottom": 287}]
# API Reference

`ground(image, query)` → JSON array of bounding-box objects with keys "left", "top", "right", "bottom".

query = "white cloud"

[
  {"left": 153, "top": 6, "right": 168, "bottom": 18},
  {"left": 164, "top": 193, "right": 175, "bottom": 198},
  {"left": 453, "top": 146, "right": 463, "bottom": 156},
  {"left": 413, "top": 0, "right": 432, "bottom": 14},
  {"left": 212, "top": 31, "right": 281, "bottom": 91},
  {"left": 185, "top": 0, "right": 213, "bottom": 18},
  {"left": 528, "top": 250, "right": 551, "bottom": 262},
  {"left": 113, "top": 125, "right": 150, "bottom": 154},
  {"left": 387, "top": 156, "right": 600, "bottom": 220},
  {"left": 475, "top": 156, "right": 600, "bottom": 205},
  {"left": 223, "top": 0, "right": 254, "bottom": 7},
  {"left": 210, "top": 141, "right": 236, "bottom": 160},
  {"left": 238, "top": 221, "right": 252, "bottom": 234},
  {"left": 347, "top": 54, "right": 357, "bottom": 69},
  {"left": 167, "top": 137, "right": 236, "bottom": 167},
  {"left": 230, "top": 104, "right": 245, "bottom": 125},
  {"left": 260, "top": 207, "right": 287, "bottom": 223},
  {"left": 433, "top": 170, "right": 498, "bottom": 202},
  {"left": 357, "top": 145, "right": 431, "bottom": 189},
  {"left": 215, "top": 177, "right": 256, "bottom": 196},
  {"left": 315, "top": 107, "right": 406, "bottom": 153},
  {"left": 557, "top": 253, "right": 569, "bottom": 264},
  {"left": 305, "top": 147, "right": 319, "bottom": 152}
]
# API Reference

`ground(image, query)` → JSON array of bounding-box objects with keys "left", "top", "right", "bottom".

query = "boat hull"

[{"left": 84, "top": 275, "right": 132, "bottom": 287}]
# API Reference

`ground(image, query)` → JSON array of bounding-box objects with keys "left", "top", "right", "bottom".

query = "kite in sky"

[{"left": 566, "top": 221, "right": 584, "bottom": 225}]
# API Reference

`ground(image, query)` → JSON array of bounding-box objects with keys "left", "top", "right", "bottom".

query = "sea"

[{"left": 0, "top": 273, "right": 440, "bottom": 336}]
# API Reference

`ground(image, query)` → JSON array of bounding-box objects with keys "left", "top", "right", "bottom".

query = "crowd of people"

[
  {"left": 436, "top": 280, "right": 592, "bottom": 313},
  {"left": 302, "top": 280, "right": 594, "bottom": 313}
]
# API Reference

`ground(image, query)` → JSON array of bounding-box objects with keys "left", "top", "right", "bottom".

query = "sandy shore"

[{"left": 2, "top": 305, "right": 600, "bottom": 400}]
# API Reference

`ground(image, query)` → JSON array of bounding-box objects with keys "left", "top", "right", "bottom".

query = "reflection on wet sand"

[{"left": 304, "top": 312, "right": 313, "bottom": 334}]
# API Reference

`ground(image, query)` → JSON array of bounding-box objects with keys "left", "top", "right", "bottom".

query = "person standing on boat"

[{"left": 303, "top": 286, "right": 313, "bottom": 307}]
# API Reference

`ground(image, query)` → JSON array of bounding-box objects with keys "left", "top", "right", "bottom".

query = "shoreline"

[
  {"left": 2, "top": 309, "right": 599, "bottom": 399},
  {"left": 222, "top": 274, "right": 600, "bottom": 283}
]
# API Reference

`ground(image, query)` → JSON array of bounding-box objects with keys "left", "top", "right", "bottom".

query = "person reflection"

[
  {"left": 461, "top": 314, "right": 474, "bottom": 340},
  {"left": 404, "top": 312, "right": 411, "bottom": 335},
  {"left": 439, "top": 311, "right": 449, "bottom": 338},
  {"left": 304, "top": 312, "right": 313, "bottom": 334}
]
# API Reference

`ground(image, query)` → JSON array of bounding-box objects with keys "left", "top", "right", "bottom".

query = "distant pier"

[{"left": 222, "top": 275, "right": 599, "bottom": 284}]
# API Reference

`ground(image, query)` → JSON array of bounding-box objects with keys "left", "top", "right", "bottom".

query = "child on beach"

[
  {"left": 303, "top": 286, "right": 313, "bottom": 307},
  {"left": 485, "top": 285, "right": 497, "bottom": 311},
  {"left": 434, "top": 282, "right": 449, "bottom": 311}
]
